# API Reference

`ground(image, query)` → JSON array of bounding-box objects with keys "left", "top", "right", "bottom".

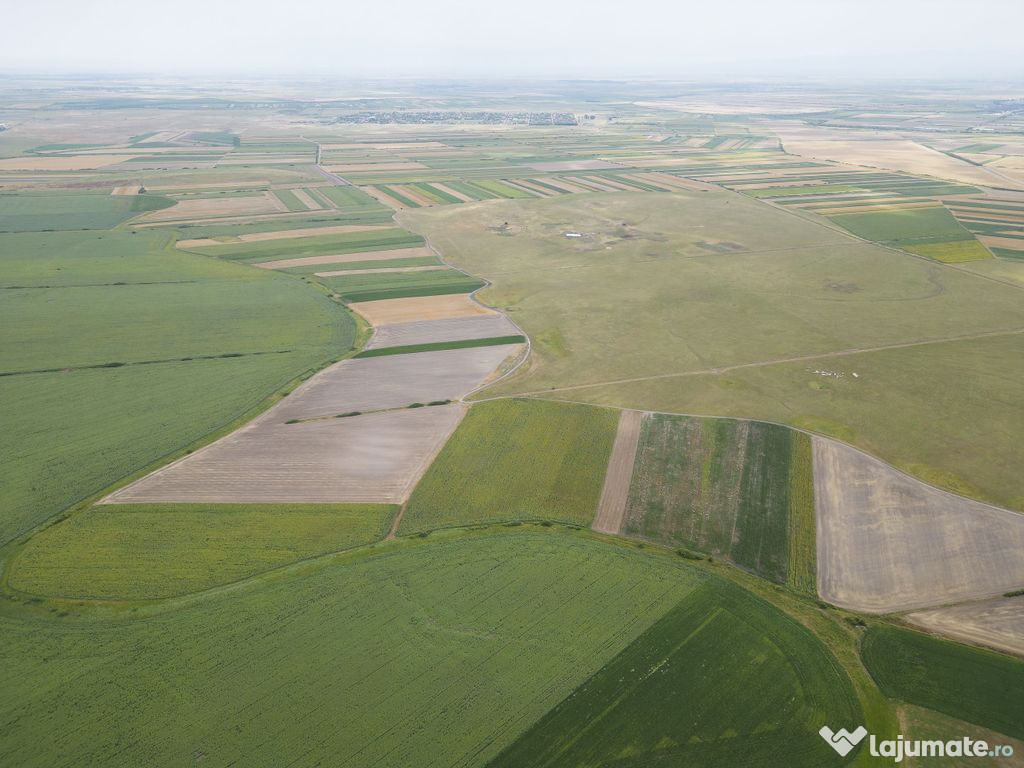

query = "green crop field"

[
  {"left": 786, "top": 431, "right": 817, "bottom": 594},
  {"left": 490, "top": 578, "right": 862, "bottom": 767},
  {"left": 354, "top": 335, "right": 524, "bottom": 358},
  {"left": 401, "top": 192, "right": 1024, "bottom": 508},
  {"left": 861, "top": 625, "right": 1024, "bottom": 740},
  {"left": 826, "top": 207, "right": 971, "bottom": 244},
  {"left": 182, "top": 228, "right": 423, "bottom": 261},
  {"left": 0, "top": 192, "right": 174, "bottom": 231},
  {"left": 8, "top": 503, "right": 396, "bottom": 599},
  {"left": 272, "top": 188, "right": 307, "bottom": 211},
  {"left": 622, "top": 414, "right": 803, "bottom": 584},
  {"left": 318, "top": 267, "right": 485, "bottom": 301},
  {"left": 400, "top": 399, "right": 619, "bottom": 532},
  {"left": 0, "top": 532, "right": 701, "bottom": 767},
  {"left": 0, "top": 227, "right": 354, "bottom": 545},
  {"left": 902, "top": 239, "right": 992, "bottom": 262},
  {"left": 281, "top": 255, "right": 440, "bottom": 274}
]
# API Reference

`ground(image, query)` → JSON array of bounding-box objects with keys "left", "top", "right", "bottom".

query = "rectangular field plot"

[
  {"left": 814, "top": 436, "right": 1024, "bottom": 612},
  {"left": 907, "top": 597, "right": 1024, "bottom": 658},
  {"left": 319, "top": 267, "right": 484, "bottom": 302},
  {"left": 253, "top": 246, "right": 436, "bottom": 270},
  {"left": 620, "top": 414, "right": 810, "bottom": 584},
  {"left": 400, "top": 399, "right": 619, "bottom": 532},
  {"left": 365, "top": 314, "right": 521, "bottom": 349},
  {"left": 349, "top": 292, "right": 497, "bottom": 325},
  {"left": 103, "top": 406, "right": 466, "bottom": 504}
]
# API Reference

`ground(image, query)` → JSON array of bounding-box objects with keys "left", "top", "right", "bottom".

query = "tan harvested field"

[
  {"left": 291, "top": 188, "right": 323, "bottom": 210},
  {"left": 139, "top": 192, "right": 282, "bottom": 222},
  {"left": 145, "top": 180, "right": 271, "bottom": 192},
  {"left": 633, "top": 172, "right": 719, "bottom": 192},
  {"left": 431, "top": 182, "right": 476, "bottom": 202},
  {"left": 365, "top": 314, "right": 521, "bottom": 349},
  {"left": 326, "top": 161, "right": 427, "bottom": 173},
  {"left": 314, "top": 265, "right": 446, "bottom": 277},
  {"left": 777, "top": 128, "right": 1023, "bottom": 189},
  {"left": 176, "top": 224, "right": 388, "bottom": 248},
  {"left": 110, "top": 184, "right": 142, "bottom": 196},
  {"left": 592, "top": 410, "right": 644, "bottom": 534},
  {"left": 906, "top": 597, "right": 1024, "bottom": 658},
  {"left": 102, "top": 406, "right": 466, "bottom": 504},
  {"left": 273, "top": 345, "right": 521, "bottom": 420},
  {"left": 361, "top": 186, "right": 411, "bottom": 210},
  {"left": 319, "top": 142, "right": 448, "bottom": 150},
  {"left": 252, "top": 246, "right": 435, "bottom": 270},
  {"left": 814, "top": 436, "right": 1024, "bottom": 613},
  {"left": 527, "top": 160, "right": 624, "bottom": 172},
  {"left": 349, "top": 293, "right": 496, "bottom": 325},
  {"left": 531, "top": 177, "right": 595, "bottom": 194},
  {"left": 978, "top": 235, "right": 1024, "bottom": 251},
  {"left": 0, "top": 154, "right": 139, "bottom": 170}
]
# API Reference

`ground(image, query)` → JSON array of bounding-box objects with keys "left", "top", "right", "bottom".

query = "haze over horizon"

[{"left": 3, "top": 0, "right": 1022, "bottom": 81}]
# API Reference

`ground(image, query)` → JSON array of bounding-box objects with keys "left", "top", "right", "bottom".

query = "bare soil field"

[
  {"left": 272, "top": 345, "right": 521, "bottom": 420},
  {"left": 0, "top": 155, "right": 139, "bottom": 170},
  {"left": 814, "top": 437, "right": 1024, "bottom": 613},
  {"left": 326, "top": 161, "right": 427, "bottom": 173},
  {"left": 349, "top": 293, "right": 496, "bottom": 325},
  {"left": 314, "top": 265, "right": 446, "bottom": 277},
  {"left": 906, "top": 597, "right": 1024, "bottom": 657},
  {"left": 361, "top": 186, "right": 412, "bottom": 210},
  {"left": 527, "top": 160, "right": 623, "bottom": 172},
  {"left": 110, "top": 184, "right": 142, "bottom": 196},
  {"left": 365, "top": 314, "right": 521, "bottom": 349},
  {"left": 592, "top": 410, "right": 644, "bottom": 534},
  {"left": 102, "top": 406, "right": 466, "bottom": 504},
  {"left": 253, "top": 246, "right": 435, "bottom": 270},
  {"left": 978, "top": 235, "right": 1024, "bottom": 251},
  {"left": 138, "top": 192, "right": 282, "bottom": 222}
]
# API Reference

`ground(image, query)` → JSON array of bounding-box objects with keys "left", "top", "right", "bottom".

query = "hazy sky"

[{"left": 3, "top": 0, "right": 1021, "bottom": 79}]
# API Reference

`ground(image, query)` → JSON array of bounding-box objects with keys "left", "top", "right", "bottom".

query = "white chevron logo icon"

[{"left": 820, "top": 725, "right": 868, "bottom": 757}]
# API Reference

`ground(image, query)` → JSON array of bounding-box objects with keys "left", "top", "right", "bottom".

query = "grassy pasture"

[
  {"left": 400, "top": 399, "right": 618, "bottom": 533},
  {"left": 490, "top": 579, "right": 861, "bottom": 767},
  {"left": 0, "top": 193, "right": 174, "bottom": 232},
  {"left": 623, "top": 414, "right": 803, "bottom": 584},
  {"left": 402, "top": 192, "right": 1024, "bottom": 507},
  {"left": 0, "top": 533, "right": 698, "bottom": 767},
  {"left": 9, "top": 503, "right": 395, "bottom": 600},
  {"left": 862, "top": 625, "right": 1024, "bottom": 740}
]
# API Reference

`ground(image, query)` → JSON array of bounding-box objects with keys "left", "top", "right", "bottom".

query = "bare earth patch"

[
  {"left": 253, "top": 246, "right": 435, "bottom": 270},
  {"left": 366, "top": 315, "right": 521, "bottom": 349},
  {"left": 906, "top": 597, "right": 1024, "bottom": 657},
  {"left": 349, "top": 293, "right": 496, "bottom": 326},
  {"left": 592, "top": 410, "right": 644, "bottom": 534},
  {"left": 813, "top": 436, "right": 1024, "bottom": 613}
]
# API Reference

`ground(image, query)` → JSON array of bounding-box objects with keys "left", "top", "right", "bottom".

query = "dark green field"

[
  {"left": 827, "top": 207, "right": 972, "bottom": 245},
  {"left": 354, "top": 335, "right": 524, "bottom": 358},
  {"left": 182, "top": 228, "right": 423, "bottom": 261},
  {"left": 622, "top": 414, "right": 809, "bottom": 585},
  {"left": 861, "top": 625, "right": 1024, "bottom": 740},
  {"left": 400, "top": 399, "right": 619, "bottom": 532},
  {"left": 319, "top": 266, "right": 485, "bottom": 301},
  {"left": 490, "top": 578, "right": 862, "bottom": 767}
]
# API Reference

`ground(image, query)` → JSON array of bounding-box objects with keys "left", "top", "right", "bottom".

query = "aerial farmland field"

[{"left": 2, "top": 43, "right": 1023, "bottom": 768}]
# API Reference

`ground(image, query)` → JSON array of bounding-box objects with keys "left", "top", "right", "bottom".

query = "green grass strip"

[
  {"left": 342, "top": 281, "right": 484, "bottom": 303},
  {"left": 354, "top": 335, "right": 525, "bottom": 358}
]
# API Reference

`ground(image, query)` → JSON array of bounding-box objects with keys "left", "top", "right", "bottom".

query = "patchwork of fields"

[{"left": 3, "top": 87, "right": 1023, "bottom": 768}]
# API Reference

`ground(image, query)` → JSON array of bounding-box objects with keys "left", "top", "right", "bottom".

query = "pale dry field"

[
  {"left": 177, "top": 224, "right": 388, "bottom": 248},
  {"left": 361, "top": 186, "right": 412, "bottom": 210},
  {"left": 979, "top": 235, "right": 1024, "bottom": 251},
  {"left": 814, "top": 437, "right": 1024, "bottom": 613},
  {"left": 431, "top": 182, "right": 476, "bottom": 202},
  {"left": 272, "top": 345, "right": 521, "bottom": 421},
  {"left": 110, "top": 184, "right": 142, "bottom": 196},
  {"left": 102, "top": 406, "right": 466, "bottom": 504},
  {"left": 527, "top": 160, "right": 623, "bottom": 172},
  {"left": 592, "top": 410, "right": 644, "bottom": 534},
  {"left": 139, "top": 192, "right": 282, "bottom": 222},
  {"left": 365, "top": 314, "right": 521, "bottom": 349},
  {"left": 906, "top": 597, "right": 1024, "bottom": 657},
  {"left": 349, "top": 293, "right": 495, "bottom": 325},
  {"left": 314, "top": 265, "right": 445, "bottom": 277},
  {"left": 326, "top": 161, "right": 428, "bottom": 173},
  {"left": 291, "top": 188, "right": 323, "bottom": 210},
  {"left": 253, "top": 246, "right": 435, "bottom": 270},
  {"left": 0, "top": 155, "right": 138, "bottom": 170}
]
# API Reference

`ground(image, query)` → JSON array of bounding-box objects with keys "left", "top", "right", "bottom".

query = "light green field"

[
  {"left": 0, "top": 228, "right": 354, "bottom": 544},
  {"left": 399, "top": 399, "right": 619, "bottom": 533},
  {"left": 903, "top": 239, "right": 992, "bottom": 262},
  {"left": 402, "top": 192, "right": 1024, "bottom": 507},
  {"left": 0, "top": 192, "right": 174, "bottom": 232},
  {"left": 0, "top": 532, "right": 700, "bottom": 767},
  {"left": 8, "top": 503, "right": 396, "bottom": 600}
]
